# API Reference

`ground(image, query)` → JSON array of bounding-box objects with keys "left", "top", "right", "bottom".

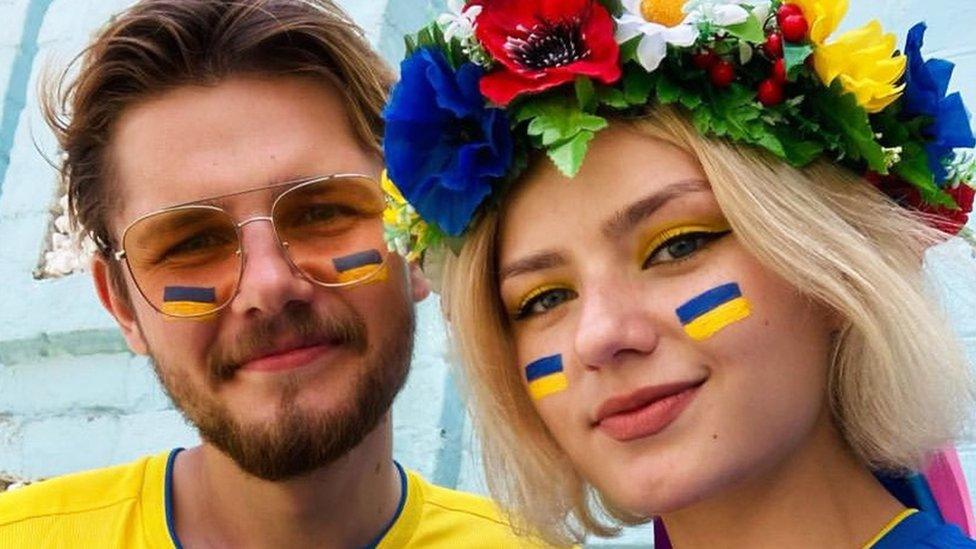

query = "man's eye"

[
  {"left": 515, "top": 287, "right": 577, "bottom": 320},
  {"left": 297, "top": 204, "right": 349, "bottom": 224},
  {"left": 642, "top": 230, "right": 730, "bottom": 269},
  {"left": 165, "top": 232, "right": 232, "bottom": 258}
]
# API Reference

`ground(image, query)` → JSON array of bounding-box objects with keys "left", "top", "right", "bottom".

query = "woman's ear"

[{"left": 92, "top": 254, "right": 149, "bottom": 355}]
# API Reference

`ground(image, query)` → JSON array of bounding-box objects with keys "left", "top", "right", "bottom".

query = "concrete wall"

[{"left": 1, "top": 1, "right": 975, "bottom": 547}]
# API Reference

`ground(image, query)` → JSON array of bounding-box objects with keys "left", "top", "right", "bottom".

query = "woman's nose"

[{"left": 574, "top": 280, "right": 661, "bottom": 369}]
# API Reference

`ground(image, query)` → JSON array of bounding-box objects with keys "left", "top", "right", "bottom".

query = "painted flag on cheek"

[
  {"left": 676, "top": 282, "right": 752, "bottom": 341},
  {"left": 525, "top": 354, "right": 568, "bottom": 401},
  {"left": 162, "top": 286, "right": 218, "bottom": 318},
  {"left": 333, "top": 249, "right": 388, "bottom": 284}
]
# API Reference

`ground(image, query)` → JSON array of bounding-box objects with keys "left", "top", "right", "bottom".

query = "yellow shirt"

[{"left": 0, "top": 449, "right": 558, "bottom": 548}]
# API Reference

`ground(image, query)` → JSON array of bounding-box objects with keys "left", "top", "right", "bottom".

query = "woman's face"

[{"left": 496, "top": 124, "right": 839, "bottom": 516}]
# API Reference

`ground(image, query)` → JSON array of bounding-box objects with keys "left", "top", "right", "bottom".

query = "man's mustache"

[{"left": 207, "top": 303, "right": 368, "bottom": 384}]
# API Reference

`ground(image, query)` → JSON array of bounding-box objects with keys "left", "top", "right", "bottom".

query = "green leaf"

[
  {"left": 623, "top": 66, "right": 656, "bottom": 105},
  {"left": 520, "top": 96, "right": 608, "bottom": 146},
  {"left": 783, "top": 44, "right": 813, "bottom": 82},
  {"left": 596, "top": 85, "right": 629, "bottom": 108},
  {"left": 724, "top": 13, "right": 764, "bottom": 43},
  {"left": 775, "top": 129, "right": 825, "bottom": 166},
  {"left": 404, "top": 35, "right": 417, "bottom": 56},
  {"left": 595, "top": 0, "right": 624, "bottom": 17},
  {"left": 575, "top": 76, "right": 597, "bottom": 112},
  {"left": 894, "top": 143, "right": 958, "bottom": 208},
  {"left": 755, "top": 133, "right": 786, "bottom": 159},
  {"left": 548, "top": 131, "right": 597, "bottom": 178},
  {"left": 416, "top": 26, "right": 436, "bottom": 48},
  {"left": 811, "top": 81, "right": 887, "bottom": 172},
  {"left": 679, "top": 91, "right": 703, "bottom": 110},
  {"left": 655, "top": 74, "right": 682, "bottom": 104},
  {"left": 619, "top": 37, "right": 642, "bottom": 65}
]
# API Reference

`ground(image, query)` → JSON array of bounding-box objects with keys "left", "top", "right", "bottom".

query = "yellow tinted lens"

[
  {"left": 122, "top": 207, "right": 241, "bottom": 317},
  {"left": 274, "top": 176, "right": 388, "bottom": 285}
]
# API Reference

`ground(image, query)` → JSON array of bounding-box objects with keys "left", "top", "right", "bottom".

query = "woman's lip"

[
  {"left": 594, "top": 381, "right": 704, "bottom": 442},
  {"left": 239, "top": 344, "right": 335, "bottom": 373}
]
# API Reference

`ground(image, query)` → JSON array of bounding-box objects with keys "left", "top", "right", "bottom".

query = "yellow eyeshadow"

[
  {"left": 513, "top": 283, "right": 573, "bottom": 316},
  {"left": 638, "top": 222, "right": 732, "bottom": 263}
]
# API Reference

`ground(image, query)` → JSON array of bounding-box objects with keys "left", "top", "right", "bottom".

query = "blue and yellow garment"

[
  {"left": 866, "top": 509, "right": 975, "bottom": 548},
  {"left": 0, "top": 449, "right": 562, "bottom": 548}
]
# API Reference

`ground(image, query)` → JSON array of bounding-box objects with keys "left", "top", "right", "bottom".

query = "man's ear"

[
  {"left": 92, "top": 254, "right": 149, "bottom": 355},
  {"left": 407, "top": 260, "right": 431, "bottom": 303}
]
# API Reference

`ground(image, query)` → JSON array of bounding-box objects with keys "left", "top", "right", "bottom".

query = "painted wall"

[{"left": 1, "top": 1, "right": 974, "bottom": 547}]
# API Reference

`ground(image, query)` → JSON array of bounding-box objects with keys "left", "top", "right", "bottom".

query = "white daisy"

[
  {"left": 615, "top": 0, "right": 698, "bottom": 73},
  {"left": 436, "top": 0, "right": 482, "bottom": 43},
  {"left": 682, "top": 0, "right": 771, "bottom": 27}
]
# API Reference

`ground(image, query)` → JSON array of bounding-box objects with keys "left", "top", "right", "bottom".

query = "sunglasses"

[{"left": 113, "top": 174, "right": 390, "bottom": 318}]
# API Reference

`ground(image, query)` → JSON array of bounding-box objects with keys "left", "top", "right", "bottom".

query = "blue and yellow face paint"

[
  {"left": 525, "top": 354, "right": 568, "bottom": 400},
  {"left": 162, "top": 286, "right": 218, "bottom": 318},
  {"left": 676, "top": 282, "right": 751, "bottom": 341},
  {"left": 333, "top": 249, "right": 388, "bottom": 284}
]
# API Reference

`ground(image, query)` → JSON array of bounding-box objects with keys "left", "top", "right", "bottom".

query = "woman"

[{"left": 381, "top": 0, "right": 976, "bottom": 546}]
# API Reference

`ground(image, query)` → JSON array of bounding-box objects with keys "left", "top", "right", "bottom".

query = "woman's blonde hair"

[{"left": 441, "top": 105, "right": 976, "bottom": 545}]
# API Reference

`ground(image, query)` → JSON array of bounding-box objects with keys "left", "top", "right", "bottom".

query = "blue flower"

[
  {"left": 903, "top": 22, "right": 976, "bottom": 183},
  {"left": 382, "top": 48, "right": 513, "bottom": 236}
]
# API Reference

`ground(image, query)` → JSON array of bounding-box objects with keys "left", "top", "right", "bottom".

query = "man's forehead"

[{"left": 108, "top": 75, "right": 381, "bottom": 222}]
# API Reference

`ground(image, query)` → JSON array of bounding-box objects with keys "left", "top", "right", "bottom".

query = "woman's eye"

[
  {"left": 642, "top": 230, "right": 729, "bottom": 269},
  {"left": 515, "top": 287, "right": 577, "bottom": 320}
]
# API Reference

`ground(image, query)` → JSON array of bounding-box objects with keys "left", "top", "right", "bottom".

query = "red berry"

[
  {"left": 764, "top": 32, "right": 784, "bottom": 58},
  {"left": 757, "top": 78, "right": 785, "bottom": 106},
  {"left": 709, "top": 60, "right": 735, "bottom": 88},
  {"left": 781, "top": 14, "right": 809, "bottom": 42},
  {"left": 777, "top": 3, "right": 803, "bottom": 25},
  {"left": 692, "top": 50, "right": 719, "bottom": 70},
  {"left": 772, "top": 58, "right": 787, "bottom": 84}
]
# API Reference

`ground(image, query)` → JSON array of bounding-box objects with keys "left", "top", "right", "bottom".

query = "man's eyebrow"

[
  {"left": 601, "top": 179, "right": 710, "bottom": 239},
  {"left": 498, "top": 251, "right": 566, "bottom": 284}
]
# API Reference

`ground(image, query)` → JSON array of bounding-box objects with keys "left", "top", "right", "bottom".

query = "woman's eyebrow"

[
  {"left": 601, "top": 178, "right": 710, "bottom": 239},
  {"left": 498, "top": 251, "right": 565, "bottom": 284}
]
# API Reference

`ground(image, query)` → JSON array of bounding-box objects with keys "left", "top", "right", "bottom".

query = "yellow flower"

[
  {"left": 381, "top": 169, "right": 406, "bottom": 226},
  {"left": 380, "top": 170, "right": 431, "bottom": 262},
  {"left": 791, "top": 0, "right": 906, "bottom": 112}
]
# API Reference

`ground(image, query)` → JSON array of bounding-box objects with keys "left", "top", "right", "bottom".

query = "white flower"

[
  {"left": 436, "top": 0, "right": 482, "bottom": 43},
  {"left": 683, "top": 0, "right": 771, "bottom": 27},
  {"left": 616, "top": 0, "right": 698, "bottom": 73}
]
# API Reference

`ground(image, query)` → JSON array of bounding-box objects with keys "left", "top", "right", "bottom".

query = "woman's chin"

[{"left": 598, "top": 471, "right": 713, "bottom": 519}]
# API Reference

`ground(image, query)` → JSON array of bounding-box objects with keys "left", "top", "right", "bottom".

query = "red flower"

[
  {"left": 473, "top": 0, "right": 622, "bottom": 106},
  {"left": 867, "top": 172, "right": 975, "bottom": 235}
]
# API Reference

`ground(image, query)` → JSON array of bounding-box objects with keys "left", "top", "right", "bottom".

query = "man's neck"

[
  {"left": 662, "top": 412, "right": 905, "bottom": 548},
  {"left": 171, "top": 414, "right": 402, "bottom": 549}
]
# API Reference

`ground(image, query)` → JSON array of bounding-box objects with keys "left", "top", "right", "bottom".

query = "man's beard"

[{"left": 148, "top": 301, "right": 414, "bottom": 481}]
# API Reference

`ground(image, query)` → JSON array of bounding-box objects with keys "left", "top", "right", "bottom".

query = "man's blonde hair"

[{"left": 441, "top": 105, "right": 976, "bottom": 545}]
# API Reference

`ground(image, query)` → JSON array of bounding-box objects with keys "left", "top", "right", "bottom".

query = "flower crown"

[{"left": 381, "top": 0, "right": 976, "bottom": 262}]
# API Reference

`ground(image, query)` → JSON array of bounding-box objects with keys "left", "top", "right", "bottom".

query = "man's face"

[{"left": 96, "top": 75, "right": 427, "bottom": 480}]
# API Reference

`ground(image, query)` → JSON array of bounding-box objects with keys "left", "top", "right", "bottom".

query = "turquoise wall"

[{"left": 1, "top": 1, "right": 974, "bottom": 546}]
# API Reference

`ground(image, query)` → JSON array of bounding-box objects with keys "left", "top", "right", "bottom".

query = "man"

[{"left": 0, "top": 1, "right": 557, "bottom": 547}]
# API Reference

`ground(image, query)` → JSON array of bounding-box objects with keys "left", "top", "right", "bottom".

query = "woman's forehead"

[{"left": 498, "top": 127, "right": 710, "bottom": 248}]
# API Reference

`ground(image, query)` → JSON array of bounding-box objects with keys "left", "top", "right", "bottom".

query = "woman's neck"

[{"left": 661, "top": 411, "right": 906, "bottom": 548}]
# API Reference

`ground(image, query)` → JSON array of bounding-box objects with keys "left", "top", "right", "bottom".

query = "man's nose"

[{"left": 227, "top": 218, "right": 315, "bottom": 317}]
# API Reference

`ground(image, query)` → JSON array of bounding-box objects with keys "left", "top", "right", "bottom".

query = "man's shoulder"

[
  {"left": 0, "top": 451, "right": 168, "bottom": 528},
  {"left": 404, "top": 470, "right": 567, "bottom": 548}
]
